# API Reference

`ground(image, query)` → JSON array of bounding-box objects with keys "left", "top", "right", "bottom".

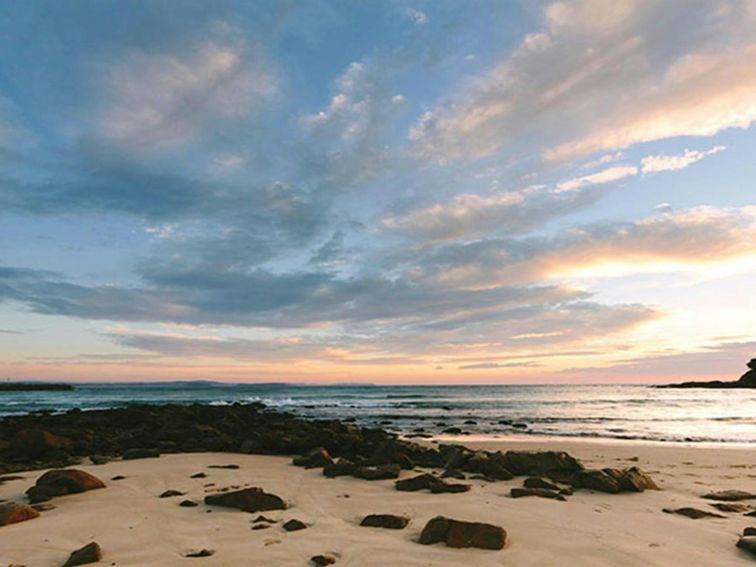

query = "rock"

[
  {"left": 0, "top": 502, "right": 40, "bottom": 526},
  {"left": 662, "top": 507, "right": 726, "bottom": 519},
  {"left": 501, "top": 451, "right": 582, "bottom": 476},
  {"left": 710, "top": 502, "right": 748, "bottom": 513},
  {"left": 62, "top": 542, "right": 102, "bottom": 566},
  {"left": 10, "top": 429, "right": 70, "bottom": 458},
  {"left": 323, "top": 458, "right": 356, "bottom": 478},
  {"left": 207, "top": 464, "right": 239, "bottom": 469},
  {"left": 293, "top": 447, "right": 334, "bottom": 469},
  {"left": 662, "top": 359, "right": 756, "bottom": 388},
  {"left": 568, "top": 467, "right": 658, "bottom": 494},
  {"left": 744, "top": 527, "right": 756, "bottom": 536},
  {"left": 185, "top": 549, "right": 214, "bottom": 558},
  {"left": 179, "top": 500, "right": 198, "bottom": 507},
  {"left": 190, "top": 472, "right": 207, "bottom": 479},
  {"left": 395, "top": 473, "right": 470, "bottom": 494},
  {"left": 110, "top": 475, "right": 126, "bottom": 481},
  {"left": 442, "top": 427, "right": 462, "bottom": 434},
  {"left": 737, "top": 536, "right": 756, "bottom": 556},
  {"left": 26, "top": 469, "right": 105, "bottom": 504},
  {"left": 159, "top": 489, "right": 185, "bottom": 498},
  {"left": 31, "top": 503, "right": 56, "bottom": 512},
  {"left": 204, "top": 487, "right": 286, "bottom": 513},
  {"left": 418, "top": 516, "right": 506, "bottom": 550},
  {"left": 311, "top": 555, "right": 336, "bottom": 566},
  {"left": 122, "top": 448, "right": 160, "bottom": 460},
  {"left": 510, "top": 487, "right": 566, "bottom": 501},
  {"left": 282, "top": 518, "right": 307, "bottom": 531},
  {"left": 523, "top": 477, "right": 561, "bottom": 491},
  {"left": 0, "top": 475, "right": 25, "bottom": 483},
  {"left": 253, "top": 514, "right": 277, "bottom": 523},
  {"left": 251, "top": 523, "right": 270, "bottom": 530},
  {"left": 353, "top": 464, "right": 400, "bottom": 480},
  {"left": 512, "top": 423, "right": 527, "bottom": 429},
  {"left": 89, "top": 455, "right": 109, "bottom": 465},
  {"left": 702, "top": 490, "right": 756, "bottom": 502},
  {"left": 360, "top": 514, "right": 410, "bottom": 529},
  {"left": 746, "top": 510, "right": 756, "bottom": 517}
]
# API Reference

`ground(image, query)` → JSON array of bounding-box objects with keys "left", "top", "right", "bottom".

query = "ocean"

[{"left": 1, "top": 382, "right": 754, "bottom": 444}]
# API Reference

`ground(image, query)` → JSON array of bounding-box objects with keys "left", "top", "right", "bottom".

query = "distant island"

[
  {"left": 660, "top": 358, "right": 756, "bottom": 389},
  {"left": 0, "top": 383, "right": 74, "bottom": 392}
]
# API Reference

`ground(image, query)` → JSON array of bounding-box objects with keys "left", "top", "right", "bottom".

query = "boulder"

[
  {"left": 204, "top": 487, "right": 286, "bottom": 513},
  {"left": 418, "top": 516, "right": 506, "bottom": 550},
  {"left": 360, "top": 514, "right": 410, "bottom": 529},
  {"left": 744, "top": 527, "right": 756, "bottom": 536},
  {"left": 293, "top": 448, "right": 334, "bottom": 469},
  {"left": 702, "top": 490, "right": 755, "bottom": 502},
  {"left": 62, "top": 542, "right": 102, "bottom": 566},
  {"left": 510, "top": 487, "right": 566, "bottom": 501},
  {"left": 26, "top": 469, "right": 105, "bottom": 504},
  {"left": 0, "top": 502, "right": 39, "bottom": 527},
  {"left": 323, "top": 458, "right": 356, "bottom": 478},
  {"left": 10, "top": 429, "right": 70, "bottom": 458}
]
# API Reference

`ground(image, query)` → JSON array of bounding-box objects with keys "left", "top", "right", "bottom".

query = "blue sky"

[{"left": 1, "top": 0, "right": 755, "bottom": 383}]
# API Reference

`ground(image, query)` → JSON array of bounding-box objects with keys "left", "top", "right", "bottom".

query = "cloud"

[
  {"left": 406, "top": 9, "right": 428, "bottom": 25},
  {"left": 100, "top": 42, "right": 276, "bottom": 149},
  {"left": 410, "top": 0, "right": 756, "bottom": 165},
  {"left": 641, "top": 145, "right": 726, "bottom": 173},
  {"left": 460, "top": 361, "right": 542, "bottom": 370},
  {"left": 556, "top": 165, "right": 637, "bottom": 192}
]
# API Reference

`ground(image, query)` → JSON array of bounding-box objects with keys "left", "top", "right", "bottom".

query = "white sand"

[{"left": 1, "top": 438, "right": 755, "bottom": 566}]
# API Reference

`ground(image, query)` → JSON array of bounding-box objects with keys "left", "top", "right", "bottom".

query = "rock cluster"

[{"left": 418, "top": 516, "right": 507, "bottom": 550}]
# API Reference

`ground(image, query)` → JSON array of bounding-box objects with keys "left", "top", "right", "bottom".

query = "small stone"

[
  {"left": 179, "top": 500, "right": 198, "bottom": 507},
  {"left": 737, "top": 536, "right": 756, "bottom": 556},
  {"left": 207, "top": 464, "right": 239, "bottom": 469},
  {"left": 662, "top": 507, "right": 726, "bottom": 519},
  {"left": 252, "top": 515, "right": 277, "bottom": 523},
  {"left": 190, "top": 472, "right": 207, "bottom": 479},
  {"left": 252, "top": 523, "right": 270, "bottom": 530},
  {"left": 110, "top": 476, "right": 126, "bottom": 481},
  {"left": 62, "top": 542, "right": 102, "bottom": 566},
  {"left": 510, "top": 487, "right": 566, "bottom": 501},
  {"left": 282, "top": 519, "right": 307, "bottom": 531},
  {"left": 185, "top": 549, "right": 214, "bottom": 558},
  {"left": 702, "top": 490, "right": 756, "bottom": 502},
  {"left": 159, "top": 490, "right": 185, "bottom": 498},
  {"left": 311, "top": 555, "right": 336, "bottom": 566},
  {"left": 360, "top": 514, "right": 410, "bottom": 529},
  {"left": 744, "top": 527, "right": 756, "bottom": 536}
]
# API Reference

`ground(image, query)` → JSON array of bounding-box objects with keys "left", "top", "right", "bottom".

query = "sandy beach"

[{"left": 2, "top": 437, "right": 754, "bottom": 566}]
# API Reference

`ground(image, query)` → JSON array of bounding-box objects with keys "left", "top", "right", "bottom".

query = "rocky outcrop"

[
  {"left": 661, "top": 358, "right": 756, "bottom": 388},
  {"left": 293, "top": 448, "right": 334, "bottom": 469},
  {"left": 395, "top": 473, "right": 470, "bottom": 494},
  {"left": 10, "top": 429, "right": 70, "bottom": 459},
  {"left": 0, "top": 502, "right": 39, "bottom": 526},
  {"left": 360, "top": 514, "right": 410, "bottom": 529},
  {"left": 26, "top": 469, "right": 105, "bottom": 503},
  {"left": 122, "top": 448, "right": 160, "bottom": 460},
  {"left": 204, "top": 487, "right": 286, "bottom": 513},
  {"left": 418, "top": 516, "right": 507, "bottom": 550},
  {"left": 702, "top": 490, "right": 755, "bottom": 502},
  {"left": 62, "top": 542, "right": 102, "bottom": 566},
  {"left": 558, "top": 467, "right": 658, "bottom": 494}
]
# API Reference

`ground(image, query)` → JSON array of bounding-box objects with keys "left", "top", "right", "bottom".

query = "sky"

[{"left": 1, "top": 0, "right": 755, "bottom": 384}]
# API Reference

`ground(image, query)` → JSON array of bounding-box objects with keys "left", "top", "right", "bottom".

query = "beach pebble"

[
  {"left": 359, "top": 514, "right": 410, "bottom": 529},
  {"left": 62, "top": 542, "right": 102, "bottom": 566}
]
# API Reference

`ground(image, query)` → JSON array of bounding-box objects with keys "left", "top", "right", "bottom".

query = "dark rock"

[
  {"left": 710, "top": 502, "right": 748, "bottom": 513},
  {"left": 702, "top": 490, "right": 755, "bottom": 502},
  {"left": 442, "top": 427, "right": 462, "bottom": 434},
  {"left": 252, "top": 515, "right": 277, "bottom": 523},
  {"left": 311, "top": 555, "right": 336, "bottom": 566},
  {"left": 744, "top": 527, "right": 756, "bottom": 536},
  {"left": 662, "top": 507, "right": 726, "bottom": 519},
  {"left": 110, "top": 475, "right": 126, "bottom": 481},
  {"left": 122, "top": 448, "right": 160, "bottom": 460},
  {"left": 360, "top": 514, "right": 409, "bottom": 529},
  {"left": 501, "top": 451, "right": 582, "bottom": 476},
  {"left": 282, "top": 518, "right": 307, "bottom": 531},
  {"left": 251, "top": 523, "right": 270, "bottom": 530},
  {"left": 736, "top": 536, "right": 756, "bottom": 556},
  {"left": 418, "top": 516, "right": 506, "bottom": 550},
  {"left": 463, "top": 420, "right": 477, "bottom": 425},
  {"left": 746, "top": 510, "right": 756, "bottom": 517},
  {"left": 90, "top": 455, "right": 109, "bottom": 465},
  {"left": 10, "top": 429, "right": 70, "bottom": 459},
  {"left": 207, "top": 464, "right": 239, "bottom": 469},
  {"left": 62, "top": 542, "right": 102, "bottom": 566},
  {"left": 190, "top": 472, "right": 207, "bottom": 479},
  {"left": 323, "top": 458, "right": 356, "bottom": 478},
  {"left": 353, "top": 464, "right": 400, "bottom": 480},
  {"left": 568, "top": 467, "right": 658, "bottom": 494},
  {"left": 204, "top": 487, "right": 286, "bottom": 513},
  {"left": 159, "top": 489, "right": 185, "bottom": 498},
  {"left": 662, "top": 359, "right": 756, "bottom": 388},
  {"left": 293, "top": 447, "right": 334, "bottom": 469},
  {"left": 185, "top": 549, "right": 214, "bottom": 558},
  {"left": 510, "top": 487, "right": 566, "bottom": 501},
  {"left": 0, "top": 475, "right": 25, "bottom": 483},
  {"left": 26, "top": 469, "right": 106, "bottom": 503},
  {"left": 395, "top": 473, "right": 470, "bottom": 494},
  {"left": 512, "top": 423, "right": 527, "bottom": 429},
  {"left": 0, "top": 502, "right": 39, "bottom": 526},
  {"left": 523, "top": 477, "right": 560, "bottom": 491},
  {"left": 179, "top": 500, "right": 198, "bottom": 507}
]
